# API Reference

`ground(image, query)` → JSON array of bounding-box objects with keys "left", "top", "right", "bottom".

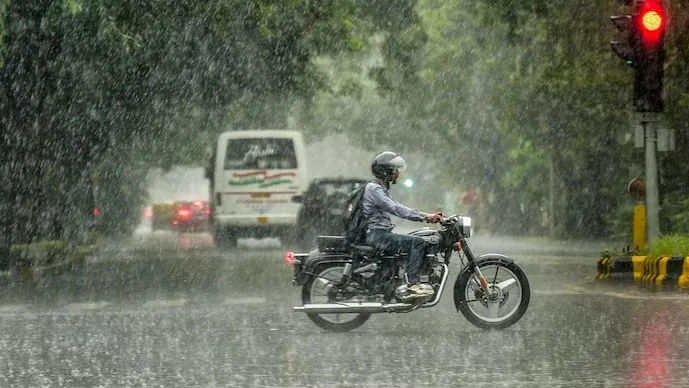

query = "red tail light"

[
  {"left": 283, "top": 251, "right": 296, "bottom": 268},
  {"left": 177, "top": 208, "right": 192, "bottom": 218},
  {"left": 143, "top": 209, "right": 153, "bottom": 218},
  {"left": 93, "top": 208, "right": 101, "bottom": 217}
]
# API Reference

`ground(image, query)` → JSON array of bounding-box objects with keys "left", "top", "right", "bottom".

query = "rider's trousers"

[{"left": 365, "top": 229, "right": 427, "bottom": 284}]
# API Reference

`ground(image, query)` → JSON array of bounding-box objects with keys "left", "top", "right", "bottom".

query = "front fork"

[{"left": 458, "top": 238, "right": 496, "bottom": 298}]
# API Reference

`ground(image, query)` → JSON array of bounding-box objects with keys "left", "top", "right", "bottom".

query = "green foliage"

[
  {"left": 1, "top": 0, "right": 391, "bottom": 246},
  {"left": 1, "top": 0, "right": 688, "bottom": 245},
  {"left": 309, "top": 0, "right": 674, "bottom": 238},
  {"left": 648, "top": 235, "right": 689, "bottom": 258},
  {"left": 661, "top": 193, "right": 689, "bottom": 235},
  {"left": 10, "top": 240, "right": 97, "bottom": 267},
  {"left": 609, "top": 202, "right": 635, "bottom": 243}
]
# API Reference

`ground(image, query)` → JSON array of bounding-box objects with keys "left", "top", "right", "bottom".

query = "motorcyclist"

[{"left": 362, "top": 151, "right": 443, "bottom": 300}]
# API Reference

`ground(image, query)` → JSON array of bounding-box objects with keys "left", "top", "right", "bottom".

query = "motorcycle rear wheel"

[
  {"left": 455, "top": 260, "right": 530, "bottom": 329},
  {"left": 302, "top": 264, "right": 371, "bottom": 332}
]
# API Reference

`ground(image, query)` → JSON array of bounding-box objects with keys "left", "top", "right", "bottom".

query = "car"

[
  {"left": 291, "top": 178, "right": 367, "bottom": 247},
  {"left": 171, "top": 200, "right": 211, "bottom": 232}
]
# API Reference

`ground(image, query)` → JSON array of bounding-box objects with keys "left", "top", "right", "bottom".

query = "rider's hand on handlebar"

[{"left": 424, "top": 212, "right": 444, "bottom": 224}]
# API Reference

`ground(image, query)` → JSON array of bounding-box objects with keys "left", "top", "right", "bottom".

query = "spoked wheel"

[
  {"left": 301, "top": 264, "right": 370, "bottom": 332},
  {"left": 455, "top": 260, "right": 530, "bottom": 329}
]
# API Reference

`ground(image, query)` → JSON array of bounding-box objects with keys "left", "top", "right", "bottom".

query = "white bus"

[{"left": 207, "top": 130, "right": 307, "bottom": 248}]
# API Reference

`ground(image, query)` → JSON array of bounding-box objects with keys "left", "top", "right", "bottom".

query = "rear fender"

[
  {"left": 453, "top": 254, "right": 514, "bottom": 309},
  {"left": 294, "top": 251, "right": 353, "bottom": 286}
]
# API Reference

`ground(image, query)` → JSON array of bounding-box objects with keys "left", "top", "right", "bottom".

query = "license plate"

[{"left": 257, "top": 216, "right": 269, "bottom": 224}]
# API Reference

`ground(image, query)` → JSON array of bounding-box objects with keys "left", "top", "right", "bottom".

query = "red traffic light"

[
  {"left": 637, "top": 1, "right": 665, "bottom": 43},
  {"left": 641, "top": 10, "right": 662, "bottom": 31}
]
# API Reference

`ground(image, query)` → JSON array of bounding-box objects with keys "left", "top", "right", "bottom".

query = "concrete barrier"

[{"left": 597, "top": 255, "right": 689, "bottom": 289}]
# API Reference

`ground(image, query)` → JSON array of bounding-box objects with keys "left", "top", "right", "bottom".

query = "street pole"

[{"left": 642, "top": 115, "right": 660, "bottom": 242}]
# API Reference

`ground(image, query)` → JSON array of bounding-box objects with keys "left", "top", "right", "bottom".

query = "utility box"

[{"left": 656, "top": 128, "right": 675, "bottom": 152}]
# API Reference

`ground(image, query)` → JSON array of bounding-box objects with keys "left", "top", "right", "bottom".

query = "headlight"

[{"left": 460, "top": 216, "right": 472, "bottom": 237}]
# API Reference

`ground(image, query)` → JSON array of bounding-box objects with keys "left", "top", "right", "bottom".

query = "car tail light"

[
  {"left": 283, "top": 251, "right": 296, "bottom": 268},
  {"left": 177, "top": 208, "right": 192, "bottom": 218},
  {"left": 144, "top": 209, "right": 153, "bottom": 218}
]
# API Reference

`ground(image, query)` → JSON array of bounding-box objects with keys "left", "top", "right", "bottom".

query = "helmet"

[{"left": 371, "top": 151, "right": 407, "bottom": 181}]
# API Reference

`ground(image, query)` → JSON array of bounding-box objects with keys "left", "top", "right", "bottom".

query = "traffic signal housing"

[
  {"left": 610, "top": 14, "right": 635, "bottom": 66},
  {"left": 610, "top": 0, "right": 666, "bottom": 113},
  {"left": 634, "top": 0, "right": 666, "bottom": 112}
]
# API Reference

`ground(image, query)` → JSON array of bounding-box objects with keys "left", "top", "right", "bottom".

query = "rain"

[{"left": 1, "top": 0, "right": 688, "bottom": 386}]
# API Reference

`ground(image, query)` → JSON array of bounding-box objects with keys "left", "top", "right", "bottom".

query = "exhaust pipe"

[
  {"left": 294, "top": 263, "right": 449, "bottom": 314},
  {"left": 294, "top": 302, "right": 413, "bottom": 314}
]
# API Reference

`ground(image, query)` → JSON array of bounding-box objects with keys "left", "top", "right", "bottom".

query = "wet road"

[{"left": 0, "top": 231, "right": 687, "bottom": 387}]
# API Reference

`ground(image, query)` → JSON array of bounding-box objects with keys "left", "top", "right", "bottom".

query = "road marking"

[
  {"left": 535, "top": 286, "right": 689, "bottom": 300},
  {"left": 142, "top": 298, "right": 188, "bottom": 308},
  {"left": 224, "top": 297, "right": 266, "bottom": 305},
  {"left": 0, "top": 304, "right": 28, "bottom": 313},
  {"left": 63, "top": 302, "right": 110, "bottom": 311}
]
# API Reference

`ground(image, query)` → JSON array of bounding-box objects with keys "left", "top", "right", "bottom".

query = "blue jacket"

[{"left": 362, "top": 179, "right": 424, "bottom": 231}]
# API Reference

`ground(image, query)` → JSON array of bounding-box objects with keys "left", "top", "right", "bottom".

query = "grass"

[
  {"left": 600, "top": 234, "right": 689, "bottom": 258},
  {"left": 648, "top": 234, "right": 689, "bottom": 257}
]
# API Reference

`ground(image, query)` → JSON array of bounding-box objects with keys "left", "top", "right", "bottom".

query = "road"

[{"left": 0, "top": 230, "right": 687, "bottom": 387}]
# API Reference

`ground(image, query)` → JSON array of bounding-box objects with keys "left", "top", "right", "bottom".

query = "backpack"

[{"left": 342, "top": 182, "right": 371, "bottom": 244}]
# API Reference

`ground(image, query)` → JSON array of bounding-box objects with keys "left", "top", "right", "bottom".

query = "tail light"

[
  {"left": 177, "top": 208, "right": 192, "bottom": 218},
  {"left": 283, "top": 251, "right": 296, "bottom": 268},
  {"left": 143, "top": 209, "right": 153, "bottom": 218}
]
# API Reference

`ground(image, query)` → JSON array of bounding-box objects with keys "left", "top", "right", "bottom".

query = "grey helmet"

[{"left": 371, "top": 151, "right": 407, "bottom": 182}]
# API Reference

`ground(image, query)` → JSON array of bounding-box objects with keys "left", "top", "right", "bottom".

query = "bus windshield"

[{"left": 224, "top": 138, "right": 297, "bottom": 170}]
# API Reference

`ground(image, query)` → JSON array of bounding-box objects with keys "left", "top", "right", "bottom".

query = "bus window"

[{"left": 224, "top": 138, "right": 297, "bottom": 170}]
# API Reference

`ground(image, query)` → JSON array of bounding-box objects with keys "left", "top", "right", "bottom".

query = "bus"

[{"left": 207, "top": 130, "right": 307, "bottom": 248}]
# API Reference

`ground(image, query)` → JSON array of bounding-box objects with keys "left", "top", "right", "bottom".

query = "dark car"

[{"left": 292, "top": 178, "right": 367, "bottom": 247}]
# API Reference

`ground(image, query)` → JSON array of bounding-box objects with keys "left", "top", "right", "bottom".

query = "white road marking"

[
  {"left": 224, "top": 297, "right": 266, "bottom": 305},
  {"left": 0, "top": 304, "right": 28, "bottom": 313},
  {"left": 142, "top": 298, "right": 188, "bottom": 308},
  {"left": 63, "top": 302, "right": 110, "bottom": 311},
  {"left": 534, "top": 286, "right": 689, "bottom": 300}
]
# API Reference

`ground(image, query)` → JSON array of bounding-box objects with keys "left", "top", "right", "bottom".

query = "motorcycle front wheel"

[
  {"left": 301, "top": 264, "right": 370, "bottom": 332},
  {"left": 455, "top": 260, "right": 530, "bottom": 329}
]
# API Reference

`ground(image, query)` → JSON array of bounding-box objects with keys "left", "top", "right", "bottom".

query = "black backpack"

[{"left": 342, "top": 182, "right": 371, "bottom": 244}]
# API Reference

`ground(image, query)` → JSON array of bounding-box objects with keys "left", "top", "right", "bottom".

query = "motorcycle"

[{"left": 285, "top": 215, "right": 530, "bottom": 332}]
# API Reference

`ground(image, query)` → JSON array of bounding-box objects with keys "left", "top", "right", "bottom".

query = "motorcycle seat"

[{"left": 350, "top": 245, "right": 409, "bottom": 260}]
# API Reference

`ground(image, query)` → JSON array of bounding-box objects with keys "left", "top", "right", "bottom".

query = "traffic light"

[
  {"left": 610, "top": 13, "right": 635, "bottom": 66},
  {"left": 610, "top": 0, "right": 666, "bottom": 113},
  {"left": 634, "top": 0, "right": 666, "bottom": 112}
]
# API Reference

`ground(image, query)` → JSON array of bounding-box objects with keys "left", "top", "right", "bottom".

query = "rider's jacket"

[{"left": 362, "top": 179, "right": 424, "bottom": 231}]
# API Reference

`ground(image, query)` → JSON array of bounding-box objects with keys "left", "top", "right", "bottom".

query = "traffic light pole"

[{"left": 642, "top": 114, "right": 660, "bottom": 242}]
